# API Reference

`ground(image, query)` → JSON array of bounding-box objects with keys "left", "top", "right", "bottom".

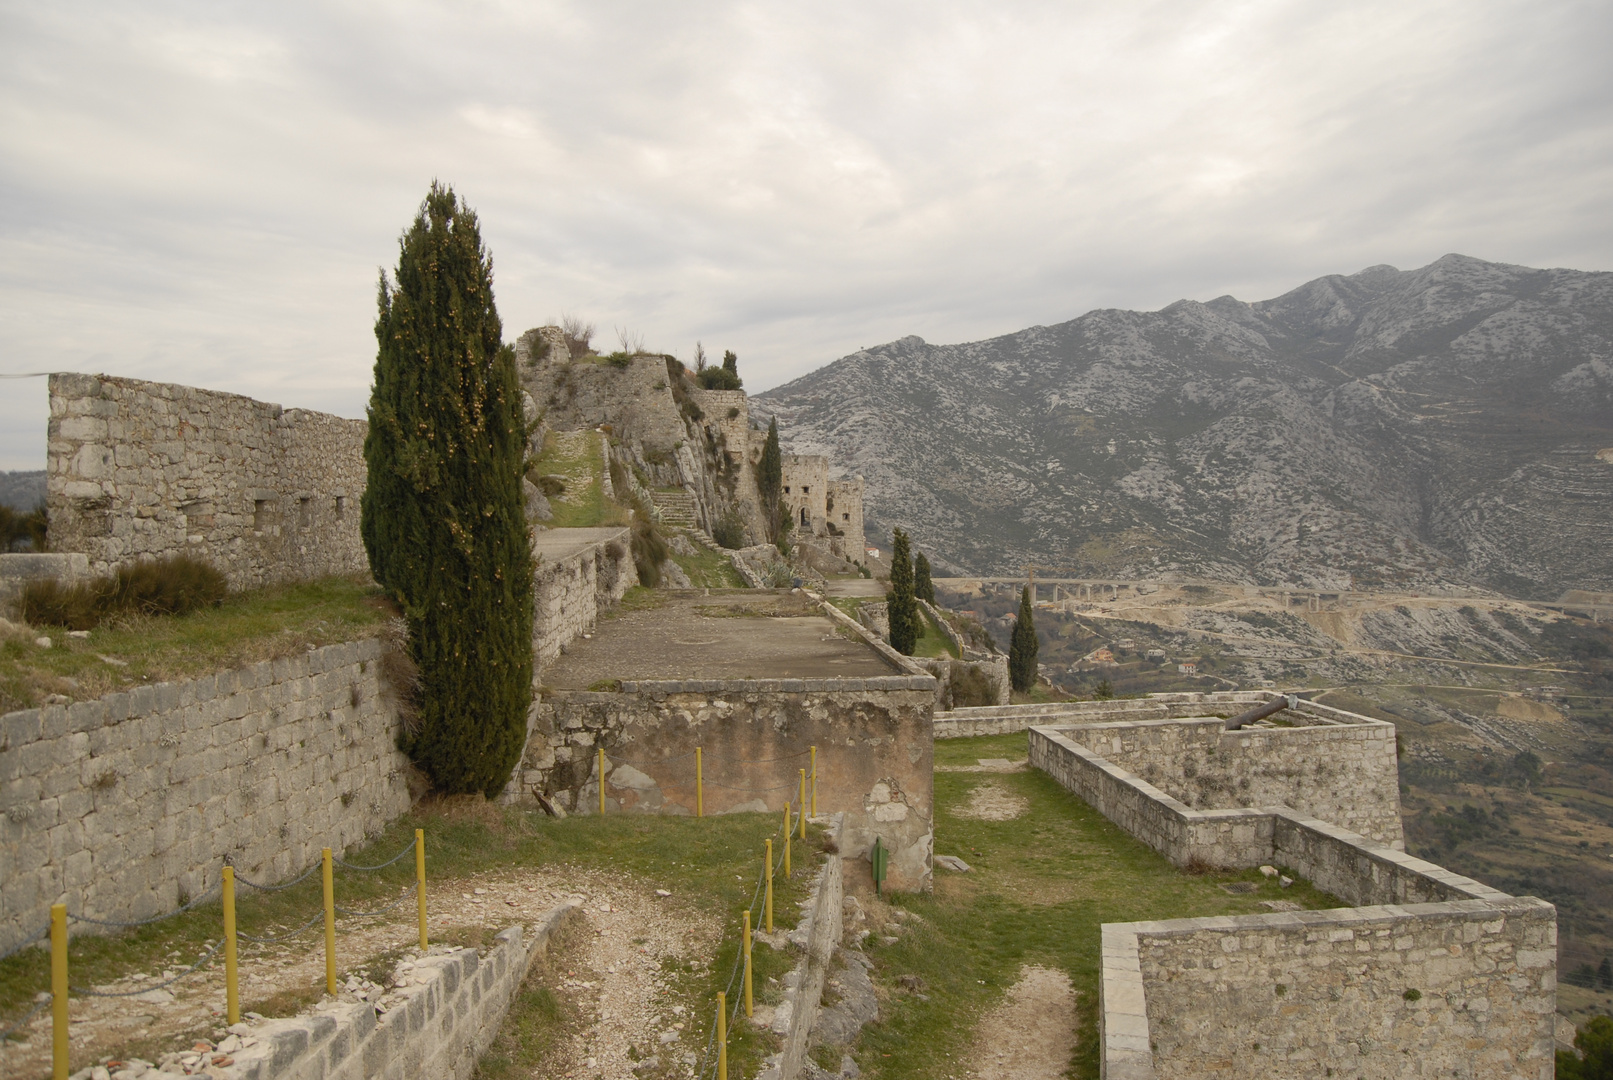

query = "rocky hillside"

[{"left": 755, "top": 255, "right": 1613, "bottom": 598}]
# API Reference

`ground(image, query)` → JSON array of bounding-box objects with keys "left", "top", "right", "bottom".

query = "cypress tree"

[
  {"left": 1009, "top": 585, "right": 1039, "bottom": 693},
  {"left": 888, "top": 527, "right": 918, "bottom": 655},
  {"left": 914, "top": 551, "right": 934, "bottom": 604},
  {"left": 362, "top": 182, "right": 534, "bottom": 798},
  {"left": 758, "top": 417, "right": 782, "bottom": 540}
]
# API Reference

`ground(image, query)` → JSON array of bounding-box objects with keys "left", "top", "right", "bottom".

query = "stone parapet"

[
  {"left": 0, "top": 639, "right": 411, "bottom": 956},
  {"left": 1103, "top": 898, "right": 1557, "bottom": 1079},
  {"left": 522, "top": 681, "right": 935, "bottom": 891}
]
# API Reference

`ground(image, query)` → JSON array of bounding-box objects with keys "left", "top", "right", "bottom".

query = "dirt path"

[
  {"left": 0, "top": 867, "right": 715, "bottom": 1080},
  {"left": 953, "top": 783, "right": 1029, "bottom": 822},
  {"left": 962, "top": 965, "right": 1078, "bottom": 1080}
]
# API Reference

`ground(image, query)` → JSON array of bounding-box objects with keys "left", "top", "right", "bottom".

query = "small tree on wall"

[
  {"left": 758, "top": 416, "right": 782, "bottom": 541},
  {"left": 362, "top": 182, "right": 534, "bottom": 798},
  {"left": 1009, "top": 585, "right": 1039, "bottom": 693},
  {"left": 914, "top": 551, "right": 935, "bottom": 604},
  {"left": 888, "top": 527, "right": 919, "bottom": 655}
]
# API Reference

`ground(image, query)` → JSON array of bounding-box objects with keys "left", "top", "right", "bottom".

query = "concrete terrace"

[{"left": 540, "top": 589, "right": 901, "bottom": 688}]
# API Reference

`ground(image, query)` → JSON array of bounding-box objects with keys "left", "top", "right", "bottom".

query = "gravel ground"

[
  {"left": 962, "top": 965, "right": 1078, "bottom": 1079},
  {"left": 0, "top": 866, "right": 717, "bottom": 1080}
]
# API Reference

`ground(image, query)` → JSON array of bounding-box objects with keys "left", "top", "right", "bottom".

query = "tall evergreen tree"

[
  {"left": 1009, "top": 585, "right": 1039, "bottom": 693},
  {"left": 888, "top": 528, "right": 918, "bottom": 655},
  {"left": 722, "top": 349, "right": 738, "bottom": 375},
  {"left": 758, "top": 417, "right": 782, "bottom": 540},
  {"left": 913, "top": 551, "right": 934, "bottom": 604},
  {"left": 362, "top": 182, "right": 534, "bottom": 798}
]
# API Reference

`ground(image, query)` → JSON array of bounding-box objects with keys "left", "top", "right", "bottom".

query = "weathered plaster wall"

[
  {"left": 1052, "top": 714, "right": 1403, "bottom": 848},
  {"left": 47, "top": 373, "right": 369, "bottom": 589},
  {"left": 0, "top": 640, "right": 411, "bottom": 956},
  {"left": 521, "top": 678, "right": 935, "bottom": 891},
  {"left": 1104, "top": 898, "right": 1557, "bottom": 1080}
]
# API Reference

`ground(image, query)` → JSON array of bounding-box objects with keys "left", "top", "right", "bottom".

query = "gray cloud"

[{"left": 1, "top": 0, "right": 1609, "bottom": 467}]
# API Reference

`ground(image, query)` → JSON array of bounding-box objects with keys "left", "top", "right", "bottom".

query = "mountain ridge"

[{"left": 754, "top": 254, "right": 1613, "bottom": 598}]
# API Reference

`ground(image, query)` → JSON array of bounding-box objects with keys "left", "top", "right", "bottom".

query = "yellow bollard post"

[
  {"left": 322, "top": 848, "right": 336, "bottom": 996},
  {"left": 811, "top": 745, "right": 817, "bottom": 817},
  {"left": 799, "top": 770, "right": 807, "bottom": 839},
  {"left": 415, "top": 829, "right": 427, "bottom": 950},
  {"left": 50, "top": 903, "right": 67, "bottom": 1080},
  {"left": 598, "top": 747, "right": 606, "bottom": 816},
  {"left": 223, "top": 866, "right": 239, "bottom": 1024},
  {"left": 717, "top": 991, "right": 728, "bottom": 1080},
  {"left": 764, "top": 839, "right": 773, "bottom": 932},
  {"left": 742, "top": 909, "right": 753, "bottom": 1018},
  {"left": 783, "top": 803, "right": 791, "bottom": 878},
  {"left": 696, "top": 747, "right": 703, "bottom": 818}
]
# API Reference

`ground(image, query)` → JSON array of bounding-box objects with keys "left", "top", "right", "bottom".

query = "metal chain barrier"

[
  {"left": 70, "top": 939, "right": 224, "bottom": 998},
  {"left": 10, "top": 828, "right": 431, "bottom": 1077},
  {"left": 334, "top": 882, "right": 418, "bottom": 919},
  {"left": 67, "top": 884, "right": 221, "bottom": 928},
  {"left": 333, "top": 839, "right": 418, "bottom": 873}
]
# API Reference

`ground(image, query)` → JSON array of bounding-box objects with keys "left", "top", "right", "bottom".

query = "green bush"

[
  {"left": 21, "top": 553, "right": 228, "bottom": 630},
  {"left": 696, "top": 366, "right": 741, "bottom": 391},
  {"left": 712, "top": 510, "right": 746, "bottom": 550},
  {"left": 0, "top": 501, "right": 47, "bottom": 552}
]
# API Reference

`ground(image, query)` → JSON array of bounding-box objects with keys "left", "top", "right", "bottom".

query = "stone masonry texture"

[
  {"left": 47, "top": 372, "right": 368, "bottom": 589},
  {"left": 0, "top": 639, "right": 411, "bottom": 955},
  {"left": 1123, "top": 898, "right": 1557, "bottom": 1078},
  {"left": 525, "top": 680, "right": 936, "bottom": 891}
]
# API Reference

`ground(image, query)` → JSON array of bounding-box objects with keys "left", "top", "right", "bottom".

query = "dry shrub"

[
  {"left": 21, "top": 553, "right": 226, "bottom": 630},
  {"left": 631, "top": 514, "right": 668, "bottom": 588},
  {"left": 947, "top": 663, "right": 997, "bottom": 708},
  {"left": 377, "top": 616, "right": 421, "bottom": 738}
]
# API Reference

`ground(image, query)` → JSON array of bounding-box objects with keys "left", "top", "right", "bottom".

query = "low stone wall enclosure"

[
  {"left": 0, "top": 639, "right": 411, "bottom": 955},
  {"left": 531, "top": 527, "right": 637, "bottom": 666},
  {"left": 1003, "top": 696, "right": 1558, "bottom": 1078},
  {"left": 523, "top": 677, "right": 936, "bottom": 892}
]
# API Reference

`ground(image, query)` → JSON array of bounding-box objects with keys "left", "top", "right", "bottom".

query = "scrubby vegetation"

[{"left": 21, "top": 553, "right": 228, "bottom": 630}]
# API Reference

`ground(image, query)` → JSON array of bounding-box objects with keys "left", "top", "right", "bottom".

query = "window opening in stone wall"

[
  {"left": 253, "top": 500, "right": 270, "bottom": 531},
  {"left": 335, "top": 496, "right": 346, "bottom": 518},
  {"left": 298, "top": 497, "right": 312, "bottom": 529},
  {"left": 843, "top": 513, "right": 850, "bottom": 521},
  {"left": 801, "top": 507, "right": 809, "bottom": 527},
  {"left": 802, "top": 486, "right": 809, "bottom": 493},
  {"left": 784, "top": 486, "right": 790, "bottom": 494}
]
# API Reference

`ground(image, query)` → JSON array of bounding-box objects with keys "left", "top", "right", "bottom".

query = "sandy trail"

[
  {"left": 963, "top": 965, "right": 1078, "bottom": 1080},
  {"left": 0, "top": 867, "right": 715, "bottom": 1080}
]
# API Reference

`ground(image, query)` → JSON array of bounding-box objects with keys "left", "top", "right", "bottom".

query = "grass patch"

[
  {"left": 854, "top": 734, "right": 1340, "bottom": 1080},
  {"left": 669, "top": 537, "right": 746, "bottom": 589},
  {"left": 531, "top": 430, "right": 627, "bottom": 529},
  {"left": 0, "top": 801, "right": 819, "bottom": 1079},
  {"left": 0, "top": 576, "right": 388, "bottom": 712},
  {"left": 912, "top": 609, "right": 959, "bottom": 660}
]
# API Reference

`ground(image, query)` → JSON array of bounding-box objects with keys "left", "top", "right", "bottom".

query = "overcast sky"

[{"left": 2, "top": 0, "right": 1610, "bottom": 468}]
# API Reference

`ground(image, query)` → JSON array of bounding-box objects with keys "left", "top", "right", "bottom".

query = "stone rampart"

[
  {"left": 522, "top": 677, "right": 935, "bottom": 891},
  {"left": 0, "top": 639, "right": 411, "bottom": 955},
  {"left": 1028, "top": 725, "right": 1558, "bottom": 1078},
  {"left": 47, "top": 373, "right": 369, "bottom": 589},
  {"left": 531, "top": 527, "right": 637, "bottom": 667},
  {"left": 936, "top": 691, "right": 1272, "bottom": 738},
  {"left": 1049, "top": 713, "right": 1402, "bottom": 847},
  {"left": 221, "top": 903, "right": 581, "bottom": 1080},
  {"left": 1103, "top": 898, "right": 1557, "bottom": 1079}
]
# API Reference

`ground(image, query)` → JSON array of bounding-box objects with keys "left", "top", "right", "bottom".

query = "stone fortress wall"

[
  {"left": 513, "top": 326, "right": 867, "bottom": 560},
  {"left": 520, "top": 676, "right": 937, "bottom": 892},
  {"left": 988, "top": 696, "right": 1557, "bottom": 1078},
  {"left": 0, "top": 640, "right": 412, "bottom": 956},
  {"left": 46, "top": 373, "right": 369, "bottom": 589}
]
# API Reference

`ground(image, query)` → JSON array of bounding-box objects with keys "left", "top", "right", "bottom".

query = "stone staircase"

[{"left": 649, "top": 489, "right": 698, "bottom": 529}]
